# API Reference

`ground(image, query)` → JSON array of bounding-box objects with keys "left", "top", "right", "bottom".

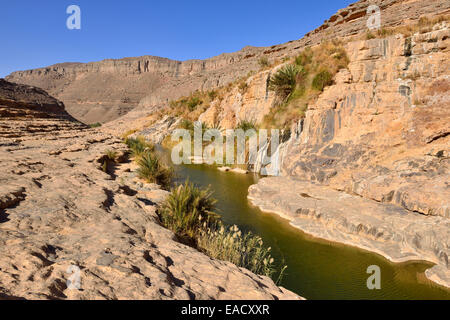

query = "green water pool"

[{"left": 161, "top": 151, "right": 449, "bottom": 299}]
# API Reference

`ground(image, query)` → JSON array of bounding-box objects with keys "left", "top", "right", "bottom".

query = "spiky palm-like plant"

[
  {"left": 125, "top": 136, "right": 155, "bottom": 157},
  {"left": 268, "top": 64, "right": 300, "bottom": 101},
  {"left": 159, "top": 181, "right": 218, "bottom": 238},
  {"left": 136, "top": 151, "right": 172, "bottom": 189}
]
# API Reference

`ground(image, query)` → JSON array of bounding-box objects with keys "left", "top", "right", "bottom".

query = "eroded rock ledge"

[
  {"left": 0, "top": 80, "right": 300, "bottom": 300},
  {"left": 248, "top": 177, "right": 450, "bottom": 289}
]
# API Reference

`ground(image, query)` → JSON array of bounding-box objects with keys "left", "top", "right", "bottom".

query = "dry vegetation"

[
  {"left": 159, "top": 181, "right": 283, "bottom": 279},
  {"left": 364, "top": 14, "right": 449, "bottom": 40},
  {"left": 263, "top": 40, "right": 349, "bottom": 129}
]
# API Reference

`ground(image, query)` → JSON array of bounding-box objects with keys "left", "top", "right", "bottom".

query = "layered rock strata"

[
  {"left": 7, "top": 0, "right": 449, "bottom": 125},
  {"left": 0, "top": 80, "right": 300, "bottom": 300}
]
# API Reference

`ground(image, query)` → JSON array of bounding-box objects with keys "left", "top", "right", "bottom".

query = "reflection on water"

[{"left": 158, "top": 148, "right": 450, "bottom": 299}]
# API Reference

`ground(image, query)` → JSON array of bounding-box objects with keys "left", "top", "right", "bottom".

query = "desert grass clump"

[
  {"left": 295, "top": 48, "right": 313, "bottom": 67},
  {"left": 121, "top": 129, "right": 138, "bottom": 139},
  {"left": 125, "top": 136, "right": 155, "bottom": 158},
  {"left": 238, "top": 81, "right": 249, "bottom": 94},
  {"left": 236, "top": 119, "right": 256, "bottom": 131},
  {"left": 366, "top": 31, "right": 376, "bottom": 40},
  {"left": 159, "top": 181, "right": 218, "bottom": 239},
  {"left": 312, "top": 70, "right": 333, "bottom": 91},
  {"left": 104, "top": 150, "right": 118, "bottom": 162},
  {"left": 136, "top": 151, "right": 173, "bottom": 189},
  {"left": 100, "top": 150, "right": 118, "bottom": 174},
  {"left": 187, "top": 96, "right": 202, "bottom": 111},
  {"left": 258, "top": 56, "right": 270, "bottom": 68},
  {"left": 89, "top": 122, "right": 102, "bottom": 128},
  {"left": 159, "top": 181, "right": 282, "bottom": 279},
  {"left": 268, "top": 65, "right": 300, "bottom": 102},
  {"left": 197, "top": 223, "right": 278, "bottom": 278}
]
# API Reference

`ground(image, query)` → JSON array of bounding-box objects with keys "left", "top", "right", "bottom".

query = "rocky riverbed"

[
  {"left": 0, "top": 79, "right": 300, "bottom": 300},
  {"left": 248, "top": 177, "right": 450, "bottom": 289}
]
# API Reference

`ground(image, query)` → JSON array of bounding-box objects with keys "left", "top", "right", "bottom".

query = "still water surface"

[{"left": 159, "top": 148, "right": 450, "bottom": 299}]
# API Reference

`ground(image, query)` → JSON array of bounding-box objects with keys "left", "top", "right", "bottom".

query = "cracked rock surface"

[{"left": 0, "top": 80, "right": 300, "bottom": 300}]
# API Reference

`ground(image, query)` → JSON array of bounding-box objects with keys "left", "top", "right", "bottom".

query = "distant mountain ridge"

[{"left": 6, "top": 0, "right": 450, "bottom": 124}]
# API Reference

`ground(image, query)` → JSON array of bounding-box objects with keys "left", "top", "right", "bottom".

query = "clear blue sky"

[{"left": 0, "top": 0, "right": 355, "bottom": 77}]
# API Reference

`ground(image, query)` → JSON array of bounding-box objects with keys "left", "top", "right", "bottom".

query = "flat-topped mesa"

[
  {"left": 0, "top": 79, "right": 86, "bottom": 139},
  {"left": 7, "top": 0, "right": 450, "bottom": 125},
  {"left": 0, "top": 79, "right": 74, "bottom": 120},
  {"left": 5, "top": 47, "right": 267, "bottom": 124}
]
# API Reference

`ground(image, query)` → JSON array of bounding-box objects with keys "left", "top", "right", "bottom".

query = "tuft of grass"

[
  {"left": 238, "top": 81, "right": 249, "bottom": 94},
  {"left": 295, "top": 48, "right": 313, "bottom": 67},
  {"left": 89, "top": 122, "right": 102, "bottom": 128},
  {"left": 159, "top": 181, "right": 282, "bottom": 279},
  {"left": 179, "top": 119, "right": 195, "bottom": 131},
  {"left": 208, "top": 90, "right": 218, "bottom": 100},
  {"left": 236, "top": 119, "right": 256, "bottom": 131},
  {"left": 125, "top": 136, "right": 155, "bottom": 158},
  {"left": 312, "top": 70, "right": 333, "bottom": 91},
  {"left": 101, "top": 161, "right": 108, "bottom": 173},
  {"left": 268, "top": 65, "right": 300, "bottom": 102},
  {"left": 258, "top": 56, "right": 270, "bottom": 68},
  {"left": 366, "top": 31, "right": 376, "bottom": 40},
  {"left": 136, "top": 151, "right": 173, "bottom": 189},
  {"left": 121, "top": 129, "right": 138, "bottom": 139},
  {"left": 104, "top": 150, "right": 118, "bottom": 162},
  {"left": 197, "top": 223, "right": 278, "bottom": 278},
  {"left": 187, "top": 96, "right": 202, "bottom": 111},
  {"left": 159, "top": 181, "right": 218, "bottom": 239}
]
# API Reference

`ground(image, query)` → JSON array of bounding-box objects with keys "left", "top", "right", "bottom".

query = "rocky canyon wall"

[
  {"left": 6, "top": 0, "right": 449, "bottom": 126},
  {"left": 0, "top": 79, "right": 300, "bottom": 300}
]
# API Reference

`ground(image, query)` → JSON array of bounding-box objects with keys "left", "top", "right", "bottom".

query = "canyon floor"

[{"left": 0, "top": 80, "right": 300, "bottom": 300}]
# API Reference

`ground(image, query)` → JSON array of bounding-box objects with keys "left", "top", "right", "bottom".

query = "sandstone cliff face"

[
  {"left": 246, "top": 23, "right": 450, "bottom": 289},
  {"left": 6, "top": 48, "right": 267, "bottom": 124},
  {"left": 7, "top": 0, "right": 449, "bottom": 126},
  {"left": 193, "top": 22, "right": 450, "bottom": 219},
  {"left": 0, "top": 80, "right": 300, "bottom": 300},
  {"left": 119, "top": 19, "right": 450, "bottom": 288},
  {"left": 282, "top": 25, "right": 449, "bottom": 218}
]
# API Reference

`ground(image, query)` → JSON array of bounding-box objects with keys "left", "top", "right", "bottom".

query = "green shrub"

[
  {"left": 159, "top": 181, "right": 282, "bottom": 279},
  {"left": 312, "top": 70, "right": 333, "bottom": 91},
  {"left": 268, "top": 65, "right": 300, "bottom": 101},
  {"left": 125, "top": 136, "right": 155, "bottom": 157},
  {"left": 89, "top": 122, "right": 102, "bottom": 128},
  {"left": 236, "top": 119, "right": 256, "bottom": 131},
  {"left": 136, "top": 151, "right": 173, "bottom": 189},
  {"left": 159, "top": 181, "right": 218, "bottom": 238},
  {"left": 187, "top": 96, "right": 202, "bottom": 111}
]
